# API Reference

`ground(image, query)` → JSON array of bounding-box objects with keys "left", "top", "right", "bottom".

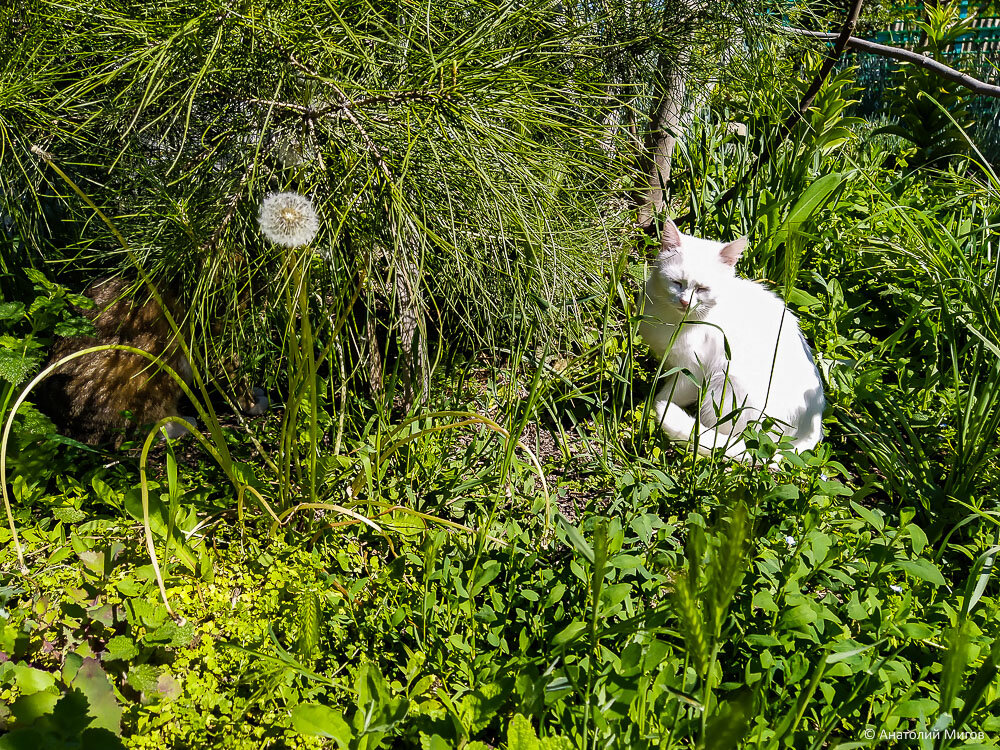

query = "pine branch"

[{"left": 285, "top": 51, "right": 430, "bottom": 405}]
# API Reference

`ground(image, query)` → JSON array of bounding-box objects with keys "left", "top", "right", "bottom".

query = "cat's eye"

[
  {"left": 695, "top": 285, "right": 708, "bottom": 294},
  {"left": 668, "top": 279, "right": 683, "bottom": 290}
]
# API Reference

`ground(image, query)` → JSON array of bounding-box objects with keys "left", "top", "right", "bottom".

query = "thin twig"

[
  {"left": 239, "top": 97, "right": 311, "bottom": 114},
  {"left": 678, "top": 0, "right": 865, "bottom": 226},
  {"left": 784, "top": 27, "right": 1000, "bottom": 98},
  {"left": 285, "top": 53, "right": 392, "bottom": 180},
  {"left": 783, "top": 0, "right": 866, "bottom": 141}
]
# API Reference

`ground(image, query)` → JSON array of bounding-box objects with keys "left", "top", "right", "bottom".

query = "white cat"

[{"left": 638, "top": 220, "right": 824, "bottom": 461}]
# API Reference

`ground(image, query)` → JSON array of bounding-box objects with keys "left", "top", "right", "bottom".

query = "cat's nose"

[{"left": 678, "top": 299, "right": 690, "bottom": 309}]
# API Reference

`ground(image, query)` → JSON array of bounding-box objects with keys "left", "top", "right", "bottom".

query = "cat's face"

[{"left": 652, "top": 220, "right": 746, "bottom": 318}]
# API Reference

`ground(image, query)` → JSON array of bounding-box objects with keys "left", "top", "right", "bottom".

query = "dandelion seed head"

[{"left": 258, "top": 191, "right": 319, "bottom": 247}]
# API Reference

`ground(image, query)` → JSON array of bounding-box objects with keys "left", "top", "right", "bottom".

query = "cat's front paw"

[
  {"left": 244, "top": 387, "right": 269, "bottom": 416},
  {"left": 161, "top": 416, "right": 198, "bottom": 440}
]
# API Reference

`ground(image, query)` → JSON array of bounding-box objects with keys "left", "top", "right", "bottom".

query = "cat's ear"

[
  {"left": 719, "top": 236, "right": 747, "bottom": 266},
  {"left": 660, "top": 219, "right": 682, "bottom": 254}
]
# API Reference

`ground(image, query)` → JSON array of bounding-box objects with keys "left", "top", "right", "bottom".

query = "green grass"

[
  {"left": 3, "top": 1, "right": 1000, "bottom": 747},
  {"left": 3, "top": 272, "right": 999, "bottom": 748}
]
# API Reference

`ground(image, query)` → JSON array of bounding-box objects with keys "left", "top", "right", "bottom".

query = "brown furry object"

[{"left": 36, "top": 277, "right": 194, "bottom": 446}]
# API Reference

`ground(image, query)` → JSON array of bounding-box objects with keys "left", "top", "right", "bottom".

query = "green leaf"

[
  {"left": 752, "top": 589, "right": 778, "bottom": 612},
  {"left": 53, "top": 317, "right": 98, "bottom": 337},
  {"left": 123, "top": 489, "right": 200, "bottom": 573},
  {"left": 895, "top": 623, "right": 934, "bottom": 640},
  {"left": 850, "top": 501, "right": 884, "bottom": 532},
  {"left": 126, "top": 664, "right": 160, "bottom": 694},
  {"left": 115, "top": 579, "right": 141, "bottom": 597},
  {"left": 152, "top": 672, "right": 182, "bottom": 702},
  {"left": 23, "top": 268, "right": 54, "bottom": 290},
  {"left": 816, "top": 479, "right": 852, "bottom": 497},
  {"left": 807, "top": 531, "right": 832, "bottom": 567},
  {"left": 826, "top": 639, "right": 885, "bottom": 664},
  {"left": 68, "top": 658, "right": 122, "bottom": 735},
  {"left": 907, "top": 523, "right": 928, "bottom": 556},
  {"left": 421, "top": 736, "right": 453, "bottom": 750},
  {"left": 962, "top": 547, "right": 998, "bottom": 617},
  {"left": 779, "top": 172, "right": 844, "bottom": 240},
  {"left": 356, "top": 662, "right": 389, "bottom": 710},
  {"left": 53, "top": 506, "right": 87, "bottom": 524},
  {"left": 950, "top": 639, "right": 1000, "bottom": 730},
  {"left": 81, "top": 728, "right": 127, "bottom": 750},
  {"left": 551, "top": 620, "right": 587, "bottom": 647},
  {"left": 128, "top": 598, "right": 168, "bottom": 629},
  {"left": 894, "top": 698, "right": 939, "bottom": 718},
  {"left": 767, "top": 483, "right": 800, "bottom": 501},
  {"left": 540, "top": 737, "right": 575, "bottom": 749},
  {"left": 49, "top": 688, "right": 96, "bottom": 739},
  {"left": 705, "top": 694, "right": 752, "bottom": 750},
  {"left": 556, "top": 513, "right": 593, "bottom": 564},
  {"left": 846, "top": 591, "right": 868, "bottom": 621},
  {"left": 11, "top": 664, "right": 56, "bottom": 694},
  {"left": 0, "top": 348, "right": 39, "bottom": 386},
  {"left": 9, "top": 691, "right": 58, "bottom": 725},
  {"left": 291, "top": 703, "right": 353, "bottom": 744},
  {"left": 103, "top": 636, "right": 139, "bottom": 662},
  {"left": 600, "top": 582, "right": 631, "bottom": 613},
  {"left": 508, "top": 714, "right": 540, "bottom": 750},
  {"left": 780, "top": 603, "right": 818, "bottom": 629},
  {"left": 0, "top": 302, "right": 25, "bottom": 321},
  {"left": 469, "top": 560, "right": 503, "bottom": 598},
  {"left": 0, "top": 727, "right": 48, "bottom": 750},
  {"left": 145, "top": 620, "right": 195, "bottom": 647},
  {"left": 940, "top": 624, "right": 971, "bottom": 713},
  {"left": 540, "top": 582, "right": 564, "bottom": 608},
  {"left": 457, "top": 683, "right": 504, "bottom": 735},
  {"left": 896, "top": 559, "right": 945, "bottom": 586},
  {"left": 784, "top": 288, "right": 822, "bottom": 310}
]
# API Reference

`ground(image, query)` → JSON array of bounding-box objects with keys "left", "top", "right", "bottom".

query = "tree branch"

[
  {"left": 677, "top": 0, "right": 865, "bottom": 227},
  {"left": 784, "top": 27, "right": 1000, "bottom": 98},
  {"left": 784, "top": 0, "right": 866, "bottom": 137},
  {"left": 633, "top": 0, "right": 707, "bottom": 230}
]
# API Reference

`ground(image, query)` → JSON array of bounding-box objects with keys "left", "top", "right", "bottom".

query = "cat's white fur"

[{"left": 638, "top": 220, "right": 824, "bottom": 461}]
